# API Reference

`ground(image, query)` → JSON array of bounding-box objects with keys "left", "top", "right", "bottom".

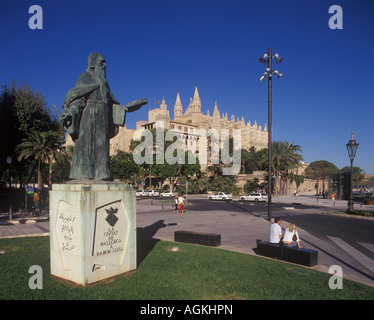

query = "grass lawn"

[
  {"left": 328, "top": 210, "right": 374, "bottom": 218},
  {"left": 0, "top": 236, "right": 373, "bottom": 300}
]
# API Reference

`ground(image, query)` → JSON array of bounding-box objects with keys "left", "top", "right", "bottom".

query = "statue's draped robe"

[{"left": 62, "top": 70, "right": 120, "bottom": 180}]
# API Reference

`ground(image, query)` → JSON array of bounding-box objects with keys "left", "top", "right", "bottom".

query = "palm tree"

[
  {"left": 273, "top": 141, "right": 303, "bottom": 195},
  {"left": 258, "top": 141, "right": 303, "bottom": 195},
  {"left": 15, "top": 130, "right": 65, "bottom": 190},
  {"left": 241, "top": 147, "right": 259, "bottom": 174}
]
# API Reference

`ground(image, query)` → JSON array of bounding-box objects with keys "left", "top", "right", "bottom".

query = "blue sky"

[{"left": 1, "top": 0, "right": 373, "bottom": 174}]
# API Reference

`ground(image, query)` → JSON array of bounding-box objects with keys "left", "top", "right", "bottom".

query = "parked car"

[
  {"left": 207, "top": 192, "right": 233, "bottom": 201},
  {"left": 239, "top": 193, "right": 267, "bottom": 202},
  {"left": 160, "top": 190, "right": 177, "bottom": 197},
  {"left": 147, "top": 189, "right": 160, "bottom": 197},
  {"left": 136, "top": 189, "right": 149, "bottom": 197}
]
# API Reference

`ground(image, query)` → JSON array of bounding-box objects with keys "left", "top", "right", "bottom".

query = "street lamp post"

[
  {"left": 6, "top": 156, "right": 13, "bottom": 220},
  {"left": 259, "top": 47, "right": 283, "bottom": 221},
  {"left": 316, "top": 172, "right": 319, "bottom": 203},
  {"left": 346, "top": 133, "right": 359, "bottom": 213}
]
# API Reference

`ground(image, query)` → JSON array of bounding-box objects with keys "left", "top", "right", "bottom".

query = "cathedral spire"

[
  {"left": 193, "top": 86, "right": 200, "bottom": 102},
  {"left": 213, "top": 101, "right": 220, "bottom": 118},
  {"left": 160, "top": 96, "right": 167, "bottom": 109},
  {"left": 191, "top": 86, "right": 201, "bottom": 112},
  {"left": 175, "top": 92, "right": 182, "bottom": 107},
  {"left": 174, "top": 92, "right": 183, "bottom": 118}
]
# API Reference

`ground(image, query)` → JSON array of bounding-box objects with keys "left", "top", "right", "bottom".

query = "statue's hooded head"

[{"left": 87, "top": 52, "right": 107, "bottom": 81}]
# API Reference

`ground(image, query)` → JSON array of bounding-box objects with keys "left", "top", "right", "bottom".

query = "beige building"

[
  {"left": 110, "top": 125, "right": 135, "bottom": 155},
  {"left": 135, "top": 86, "right": 268, "bottom": 152}
]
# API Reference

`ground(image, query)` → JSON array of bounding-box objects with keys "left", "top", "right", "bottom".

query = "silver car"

[
  {"left": 239, "top": 193, "right": 267, "bottom": 202},
  {"left": 147, "top": 189, "right": 160, "bottom": 197},
  {"left": 136, "top": 189, "right": 149, "bottom": 197},
  {"left": 207, "top": 192, "right": 233, "bottom": 201},
  {"left": 160, "top": 190, "right": 177, "bottom": 197}
]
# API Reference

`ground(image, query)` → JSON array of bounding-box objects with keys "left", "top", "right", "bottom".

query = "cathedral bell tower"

[
  {"left": 174, "top": 92, "right": 183, "bottom": 119},
  {"left": 191, "top": 86, "right": 201, "bottom": 113}
]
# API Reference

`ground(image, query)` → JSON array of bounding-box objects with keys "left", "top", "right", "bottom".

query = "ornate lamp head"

[{"left": 346, "top": 133, "right": 359, "bottom": 161}]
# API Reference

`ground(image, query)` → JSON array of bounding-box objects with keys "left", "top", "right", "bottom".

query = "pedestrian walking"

[
  {"left": 173, "top": 195, "right": 179, "bottom": 214},
  {"left": 178, "top": 194, "right": 185, "bottom": 214},
  {"left": 33, "top": 191, "right": 40, "bottom": 216},
  {"left": 331, "top": 192, "right": 336, "bottom": 206}
]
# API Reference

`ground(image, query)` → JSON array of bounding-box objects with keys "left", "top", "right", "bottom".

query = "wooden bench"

[
  {"left": 174, "top": 230, "right": 221, "bottom": 247},
  {"left": 256, "top": 240, "right": 318, "bottom": 267}
]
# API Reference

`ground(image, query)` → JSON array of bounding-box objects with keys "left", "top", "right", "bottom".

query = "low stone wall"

[{"left": 235, "top": 172, "right": 317, "bottom": 195}]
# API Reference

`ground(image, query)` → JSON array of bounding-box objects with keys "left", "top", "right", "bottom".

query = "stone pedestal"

[{"left": 49, "top": 182, "right": 136, "bottom": 285}]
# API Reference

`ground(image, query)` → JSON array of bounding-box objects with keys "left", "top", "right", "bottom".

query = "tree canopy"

[
  {"left": 304, "top": 160, "right": 339, "bottom": 180},
  {"left": 0, "top": 81, "right": 63, "bottom": 187}
]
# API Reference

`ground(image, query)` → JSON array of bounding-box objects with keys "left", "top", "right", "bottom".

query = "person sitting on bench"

[
  {"left": 269, "top": 217, "right": 283, "bottom": 244},
  {"left": 282, "top": 223, "right": 301, "bottom": 248}
]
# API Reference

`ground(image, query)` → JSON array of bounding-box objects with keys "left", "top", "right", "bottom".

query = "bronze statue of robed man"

[{"left": 62, "top": 52, "right": 147, "bottom": 181}]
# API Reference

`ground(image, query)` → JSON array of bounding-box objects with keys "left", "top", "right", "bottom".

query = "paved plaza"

[{"left": 1, "top": 193, "right": 374, "bottom": 288}]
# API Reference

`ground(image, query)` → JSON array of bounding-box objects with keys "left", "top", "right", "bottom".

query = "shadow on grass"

[
  {"left": 136, "top": 227, "right": 159, "bottom": 267},
  {"left": 137, "top": 220, "right": 178, "bottom": 267}
]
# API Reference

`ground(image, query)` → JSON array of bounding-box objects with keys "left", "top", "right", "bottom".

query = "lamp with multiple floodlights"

[{"left": 259, "top": 47, "right": 283, "bottom": 222}]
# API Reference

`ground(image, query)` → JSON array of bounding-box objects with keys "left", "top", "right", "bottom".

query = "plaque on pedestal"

[{"left": 49, "top": 182, "right": 136, "bottom": 285}]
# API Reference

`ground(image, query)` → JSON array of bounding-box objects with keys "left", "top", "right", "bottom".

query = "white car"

[
  {"left": 136, "top": 189, "right": 149, "bottom": 197},
  {"left": 239, "top": 193, "right": 267, "bottom": 202},
  {"left": 207, "top": 192, "right": 233, "bottom": 201},
  {"left": 160, "top": 190, "right": 177, "bottom": 197},
  {"left": 147, "top": 189, "right": 160, "bottom": 197}
]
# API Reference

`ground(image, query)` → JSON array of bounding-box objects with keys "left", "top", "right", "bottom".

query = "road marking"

[
  {"left": 327, "top": 236, "right": 374, "bottom": 272},
  {"left": 358, "top": 242, "right": 374, "bottom": 254}
]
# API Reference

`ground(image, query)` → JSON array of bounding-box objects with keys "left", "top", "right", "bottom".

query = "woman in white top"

[{"left": 282, "top": 223, "right": 301, "bottom": 248}]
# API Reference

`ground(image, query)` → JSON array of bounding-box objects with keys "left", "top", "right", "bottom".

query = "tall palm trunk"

[
  {"left": 37, "top": 159, "right": 43, "bottom": 191},
  {"left": 49, "top": 160, "right": 53, "bottom": 188},
  {"left": 275, "top": 161, "right": 280, "bottom": 196}
]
